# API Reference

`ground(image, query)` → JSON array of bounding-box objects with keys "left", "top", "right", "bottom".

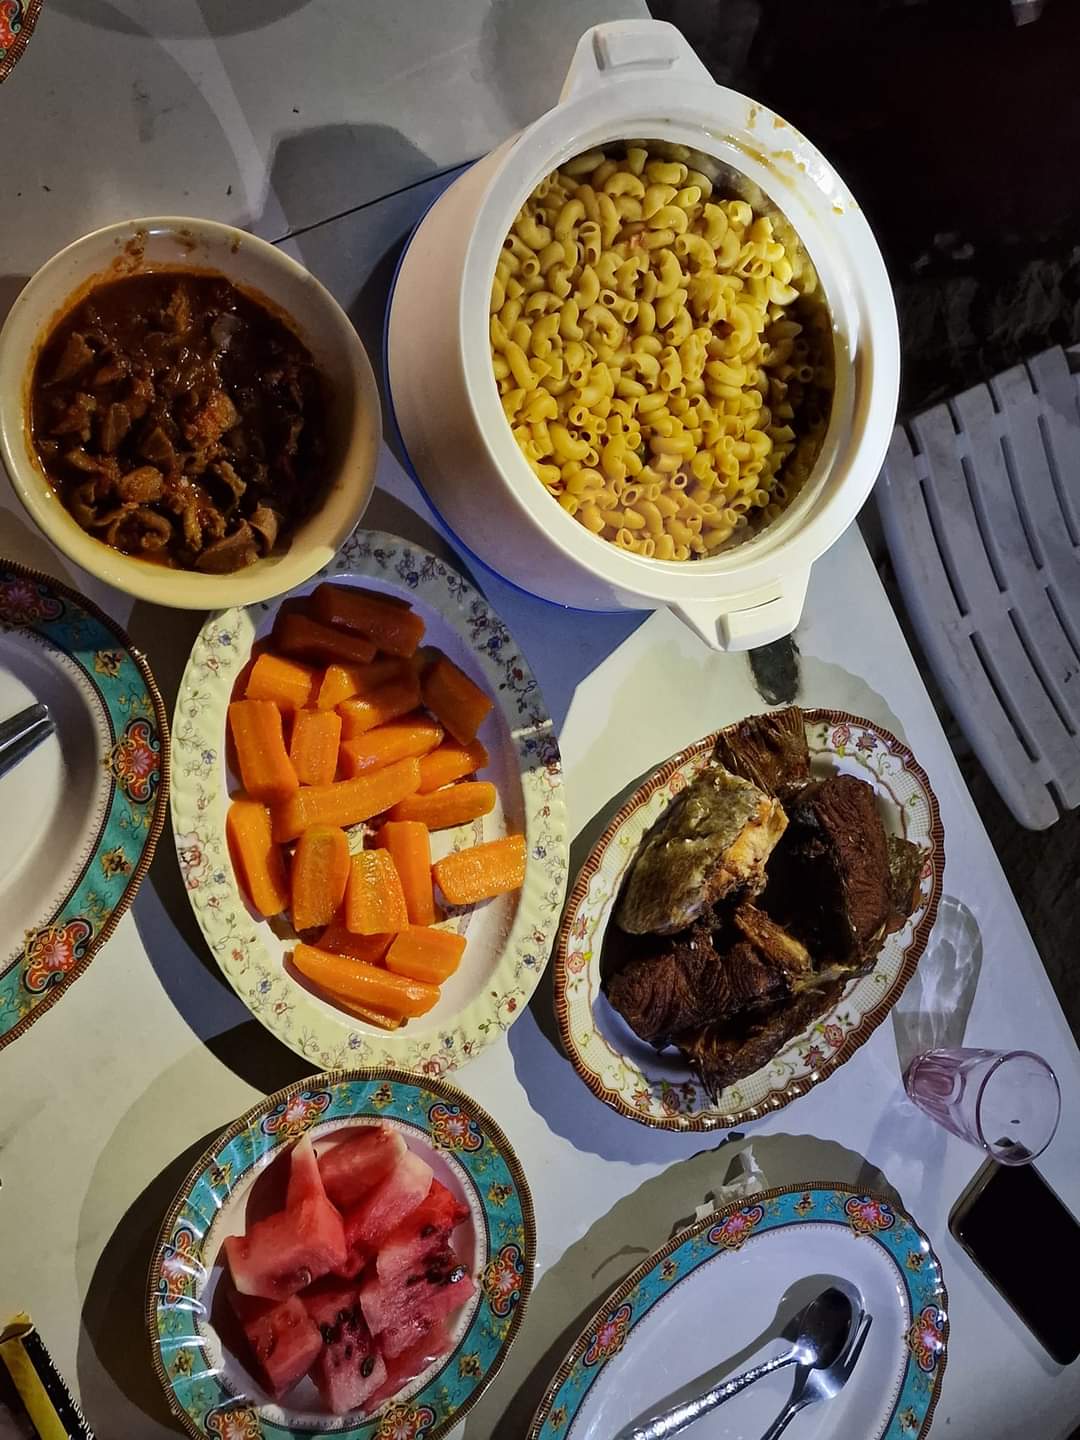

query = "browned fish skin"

[
  {"left": 713, "top": 706, "right": 811, "bottom": 798},
  {"left": 615, "top": 765, "right": 787, "bottom": 936}
]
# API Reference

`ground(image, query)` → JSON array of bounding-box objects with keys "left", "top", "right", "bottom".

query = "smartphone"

[{"left": 950, "top": 1160, "right": 1080, "bottom": 1365}]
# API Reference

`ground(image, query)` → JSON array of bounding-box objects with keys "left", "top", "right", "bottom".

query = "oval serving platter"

[
  {"left": 527, "top": 1181, "right": 947, "bottom": 1440},
  {"left": 171, "top": 529, "right": 567, "bottom": 1075},
  {"left": 148, "top": 1068, "right": 535, "bottom": 1440},
  {"left": 554, "top": 710, "right": 944, "bottom": 1129},
  {"left": 0, "top": 559, "right": 168, "bottom": 1048}
]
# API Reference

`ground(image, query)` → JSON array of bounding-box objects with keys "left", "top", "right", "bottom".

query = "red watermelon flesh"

[
  {"left": 286, "top": 1136, "right": 328, "bottom": 1210},
  {"left": 224, "top": 1193, "right": 347, "bottom": 1300},
  {"left": 376, "top": 1179, "right": 469, "bottom": 1283},
  {"left": 365, "top": 1321, "right": 451, "bottom": 1412},
  {"left": 300, "top": 1273, "right": 364, "bottom": 1329},
  {"left": 228, "top": 1290, "right": 323, "bottom": 1398},
  {"left": 344, "top": 1148, "right": 433, "bottom": 1254},
  {"left": 307, "top": 1290, "right": 387, "bottom": 1414},
  {"left": 318, "top": 1125, "right": 407, "bottom": 1210},
  {"left": 361, "top": 1246, "right": 475, "bottom": 1358}
]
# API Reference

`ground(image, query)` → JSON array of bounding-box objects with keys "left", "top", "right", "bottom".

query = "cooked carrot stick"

[
  {"left": 311, "top": 583, "right": 426, "bottom": 658},
  {"left": 380, "top": 821, "right": 435, "bottom": 926},
  {"left": 272, "top": 757, "right": 421, "bottom": 842},
  {"left": 229, "top": 700, "right": 299, "bottom": 805},
  {"left": 227, "top": 799, "right": 289, "bottom": 916},
  {"left": 339, "top": 716, "right": 443, "bottom": 778},
  {"left": 338, "top": 674, "right": 422, "bottom": 738},
  {"left": 316, "top": 657, "right": 411, "bottom": 711},
  {"left": 345, "top": 850, "right": 409, "bottom": 935},
  {"left": 418, "top": 739, "right": 489, "bottom": 793},
  {"left": 316, "top": 918, "right": 393, "bottom": 966},
  {"left": 433, "top": 834, "right": 527, "bottom": 905},
  {"left": 275, "top": 612, "right": 376, "bottom": 667},
  {"left": 289, "top": 708, "right": 342, "bottom": 786},
  {"left": 386, "top": 781, "right": 496, "bottom": 830},
  {"left": 420, "top": 654, "right": 493, "bottom": 744},
  {"left": 292, "top": 943, "right": 439, "bottom": 1018},
  {"left": 385, "top": 926, "right": 466, "bottom": 984},
  {"left": 245, "top": 653, "right": 316, "bottom": 711},
  {"left": 326, "top": 993, "right": 405, "bottom": 1030},
  {"left": 291, "top": 825, "right": 351, "bottom": 932}
]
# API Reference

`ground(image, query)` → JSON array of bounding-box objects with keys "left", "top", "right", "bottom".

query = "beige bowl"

[{"left": 0, "top": 217, "right": 380, "bottom": 609}]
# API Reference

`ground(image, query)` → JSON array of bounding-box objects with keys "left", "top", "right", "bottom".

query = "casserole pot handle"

[
  {"left": 560, "top": 20, "right": 714, "bottom": 104},
  {"left": 669, "top": 571, "right": 809, "bottom": 652}
]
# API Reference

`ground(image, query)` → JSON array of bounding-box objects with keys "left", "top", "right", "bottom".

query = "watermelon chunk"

[
  {"left": 376, "top": 1179, "right": 469, "bottom": 1282},
  {"left": 228, "top": 1290, "right": 323, "bottom": 1398},
  {"left": 224, "top": 1193, "right": 347, "bottom": 1300},
  {"left": 286, "top": 1136, "right": 329, "bottom": 1210},
  {"left": 365, "top": 1320, "right": 451, "bottom": 1412},
  {"left": 344, "top": 1149, "right": 433, "bottom": 1255},
  {"left": 300, "top": 1277, "right": 387, "bottom": 1414},
  {"left": 361, "top": 1246, "right": 475, "bottom": 1358},
  {"left": 318, "top": 1125, "right": 407, "bottom": 1210}
]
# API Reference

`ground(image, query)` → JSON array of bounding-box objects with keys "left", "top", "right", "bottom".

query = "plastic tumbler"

[{"left": 904, "top": 1047, "right": 1061, "bottom": 1164}]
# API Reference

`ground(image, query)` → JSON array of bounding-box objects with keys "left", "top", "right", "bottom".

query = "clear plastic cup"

[{"left": 904, "top": 1047, "right": 1061, "bottom": 1164}]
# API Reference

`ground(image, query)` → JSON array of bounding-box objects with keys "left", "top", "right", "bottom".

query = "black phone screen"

[{"left": 951, "top": 1163, "right": 1080, "bottom": 1365}]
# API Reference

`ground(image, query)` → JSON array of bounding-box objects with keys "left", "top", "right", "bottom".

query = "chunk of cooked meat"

[
  {"left": 732, "top": 904, "right": 812, "bottom": 978},
  {"left": 184, "top": 388, "right": 238, "bottom": 449},
  {"left": 50, "top": 332, "right": 94, "bottom": 383},
  {"left": 116, "top": 466, "right": 165, "bottom": 504},
  {"left": 99, "top": 401, "right": 131, "bottom": 454},
  {"left": 616, "top": 765, "right": 787, "bottom": 935},
  {"left": 248, "top": 503, "right": 280, "bottom": 552},
  {"left": 51, "top": 392, "right": 97, "bottom": 441},
  {"left": 139, "top": 424, "right": 176, "bottom": 469},
  {"left": 194, "top": 522, "right": 258, "bottom": 573},
  {"left": 713, "top": 707, "right": 811, "bottom": 799},
  {"left": 762, "top": 773, "right": 892, "bottom": 967}
]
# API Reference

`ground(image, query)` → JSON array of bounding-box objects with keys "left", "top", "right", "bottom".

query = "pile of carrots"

[{"left": 225, "top": 581, "right": 527, "bottom": 1029}]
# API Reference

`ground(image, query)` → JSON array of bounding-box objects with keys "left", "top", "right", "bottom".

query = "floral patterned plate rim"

[
  {"left": 0, "top": 0, "right": 43, "bottom": 84},
  {"left": 527, "top": 1181, "right": 948, "bottom": 1440},
  {"left": 554, "top": 709, "right": 945, "bottom": 1129},
  {"left": 148, "top": 1066, "right": 535, "bottom": 1440},
  {"left": 0, "top": 559, "right": 169, "bottom": 1049},
  {"left": 170, "top": 528, "right": 567, "bottom": 1076}
]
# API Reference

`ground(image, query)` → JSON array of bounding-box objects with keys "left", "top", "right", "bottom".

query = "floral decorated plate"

[
  {"left": 149, "top": 1068, "right": 534, "bottom": 1440},
  {"left": 171, "top": 529, "right": 567, "bottom": 1075},
  {"left": 0, "top": 560, "right": 168, "bottom": 1048},
  {"left": 554, "top": 710, "right": 944, "bottom": 1129},
  {"left": 528, "top": 1181, "right": 948, "bottom": 1440},
  {"left": 0, "top": 0, "right": 43, "bottom": 84}
]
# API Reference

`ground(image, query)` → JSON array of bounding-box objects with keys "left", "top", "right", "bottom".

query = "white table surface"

[{"left": 2, "top": 7, "right": 1080, "bottom": 1439}]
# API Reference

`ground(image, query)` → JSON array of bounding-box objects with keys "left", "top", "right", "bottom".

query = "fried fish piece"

[
  {"left": 732, "top": 903, "right": 813, "bottom": 978},
  {"left": 886, "top": 834, "right": 925, "bottom": 929},
  {"left": 616, "top": 765, "right": 787, "bottom": 936},
  {"left": 713, "top": 707, "right": 811, "bottom": 798}
]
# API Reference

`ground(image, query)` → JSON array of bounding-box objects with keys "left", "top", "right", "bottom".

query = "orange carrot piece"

[
  {"left": 245, "top": 652, "right": 316, "bottom": 711},
  {"left": 345, "top": 849, "right": 409, "bottom": 935},
  {"left": 229, "top": 700, "right": 299, "bottom": 805},
  {"left": 339, "top": 716, "right": 443, "bottom": 778},
  {"left": 421, "top": 655, "right": 493, "bottom": 744},
  {"left": 418, "top": 739, "right": 489, "bottom": 793},
  {"left": 272, "top": 757, "right": 421, "bottom": 842},
  {"left": 311, "top": 583, "right": 426, "bottom": 658},
  {"left": 316, "top": 657, "right": 411, "bottom": 711},
  {"left": 292, "top": 943, "right": 438, "bottom": 1017},
  {"left": 386, "top": 781, "right": 496, "bottom": 831},
  {"left": 433, "top": 834, "right": 527, "bottom": 906},
  {"left": 385, "top": 926, "right": 465, "bottom": 984},
  {"left": 275, "top": 612, "right": 376, "bottom": 667},
  {"left": 380, "top": 821, "right": 435, "bottom": 926},
  {"left": 291, "top": 825, "right": 351, "bottom": 932},
  {"left": 327, "top": 993, "right": 405, "bottom": 1029},
  {"left": 289, "top": 708, "right": 342, "bottom": 786},
  {"left": 316, "top": 918, "right": 393, "bottom": 966},
  {"left": 338, "top": 674, "right": 422, "bottom": 739},
  {"left": 227, "top": 799, "right": 289, "bottom": 916}
]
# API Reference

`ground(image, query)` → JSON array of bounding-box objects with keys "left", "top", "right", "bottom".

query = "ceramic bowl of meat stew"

[{"left": 0, "top": 217, "right": 380, "bottom": 609}]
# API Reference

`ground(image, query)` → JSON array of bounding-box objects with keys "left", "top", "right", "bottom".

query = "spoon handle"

[{"left": 619, "top": 1351, "right": 795, "bottom": 1439}]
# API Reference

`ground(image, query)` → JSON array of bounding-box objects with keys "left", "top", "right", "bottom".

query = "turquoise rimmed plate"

[
  {"left": 528, "top": 1182, "right": 948, "bottom": 1439},
  {"left": 0, "top": 560, "right": 168, "bottom": 1048},
  {"left": 148, "top": 1068, "right": 535, "bottom": 1440}
]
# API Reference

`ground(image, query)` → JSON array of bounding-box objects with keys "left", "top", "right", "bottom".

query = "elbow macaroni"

[{"left": 491, "top": 145, "right": 833, "bottom": 558}]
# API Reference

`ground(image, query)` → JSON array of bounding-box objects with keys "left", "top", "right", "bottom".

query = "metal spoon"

[
  {"left": 0, "top": 703, "right": 53, "bottom": 780},
  {"left": 617, "top": 1285, "right": 858, "bottom": 1440},
  {"left": 760, "top": 1308, "right": 872, "bottom": 1440}
]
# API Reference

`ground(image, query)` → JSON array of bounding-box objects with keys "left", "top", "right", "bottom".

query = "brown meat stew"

[{"left": 30, "top": 272, "right": 327, "bottom": 572}]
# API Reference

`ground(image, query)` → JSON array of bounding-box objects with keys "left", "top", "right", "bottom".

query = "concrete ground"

[{"left": 651, "top": 0, "right": 1080, "bottom": 1042}]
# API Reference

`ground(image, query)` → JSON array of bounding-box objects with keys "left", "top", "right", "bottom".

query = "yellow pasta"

[{"left": 490, "top": 143, "right": 833, "bottom": 560}]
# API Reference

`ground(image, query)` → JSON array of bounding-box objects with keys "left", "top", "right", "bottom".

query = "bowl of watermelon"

[{"left": 148, "top": 1069, "right": 534, "bottom": 1439}]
